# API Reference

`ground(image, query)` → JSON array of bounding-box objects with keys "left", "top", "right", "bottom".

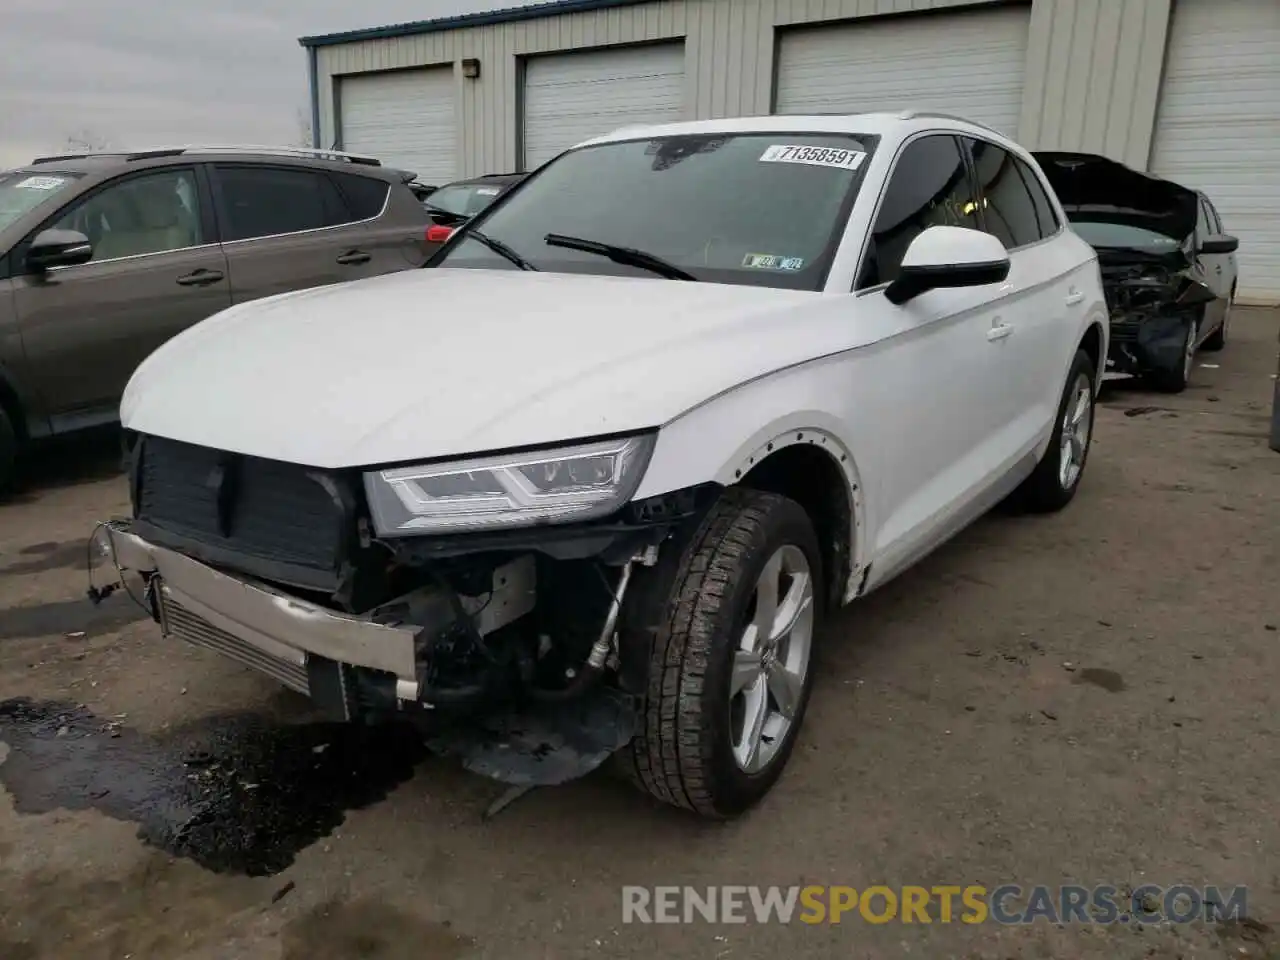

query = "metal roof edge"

[{"left": 298, "top": 0, "right": 653, "bottom": 48}]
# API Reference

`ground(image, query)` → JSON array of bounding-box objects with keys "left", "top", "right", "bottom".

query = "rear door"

[
  {"left": 330, "top": 171, "right": 431, "bottom": 275},
  {"left": 10, "top": 165, "right": 230, "bottom": 421},
  {"left": 210, "top": 163, "right": 387, "bottom": 304},
  {"left": 965, "top": 137, "right": 1083, "bottom": 460}
]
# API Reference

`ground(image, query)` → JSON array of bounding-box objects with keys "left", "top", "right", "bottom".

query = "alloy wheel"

[
  {"left": 729, "top": 544, "right": 815, "bottom": 774},
  {"left": 1058, "top": 373, "right": 1093, "bottom": 491}
]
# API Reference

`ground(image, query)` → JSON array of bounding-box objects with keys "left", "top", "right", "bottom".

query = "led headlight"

[{"left": 363, "top": 434, "right": 656, "bottom": 536}]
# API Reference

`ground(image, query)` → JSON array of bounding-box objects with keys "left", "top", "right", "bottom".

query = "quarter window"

[
  {"left": 215, "top": 166, "right": 350, "bottom": 241},
  {"left": 966, "top": 139, "right": 1043, "bottom": 250},
  {"left": 50, "top": 169, "right": 203, "bottom": 262},
  {"left": 332, "top": 173, "right": 390, "bottom": 221},
  {"left": 859, "top": 135, "right": 978, "bottom": 289}
]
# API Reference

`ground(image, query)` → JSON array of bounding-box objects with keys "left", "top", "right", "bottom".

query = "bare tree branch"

[{"left": 63, "top": 129, "right": 112, "bottom": 152}]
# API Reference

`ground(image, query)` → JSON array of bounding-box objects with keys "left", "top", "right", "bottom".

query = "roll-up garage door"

[
  {"left": 338, "top": 67, "right": 457, "bottom": 183},
  {"left": 522, "top": 43, "right": 685, "bottom": 169},
  {"left": 1149, "top": 0, "right": 1280, "bottom": 303},
  {"left": 775, "top": 6, "right": 1031, "bottom": 137}
]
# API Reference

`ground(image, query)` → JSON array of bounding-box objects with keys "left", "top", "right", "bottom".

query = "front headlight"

[{"left": 363, "top": 434, "right": 656, "bottom": 536}]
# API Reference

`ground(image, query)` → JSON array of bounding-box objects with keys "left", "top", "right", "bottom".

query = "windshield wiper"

[
  {"left": 544, "top": 233, "right": 698, "bottom": 281},
  {"left": 464, "top": 229, "right": 538, "bottom": 271}
]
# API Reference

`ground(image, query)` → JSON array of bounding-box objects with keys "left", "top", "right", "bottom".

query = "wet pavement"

[
  {"left": 0, "top": 308, "right": 1277, "bottom": 959},
  {"left": 0, "top": 699, "right": 427, "bottom": 876}
]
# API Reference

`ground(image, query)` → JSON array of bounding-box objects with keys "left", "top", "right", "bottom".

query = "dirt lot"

[{"left": 1, "top": 308, "right": 1278, "bottom": 960}]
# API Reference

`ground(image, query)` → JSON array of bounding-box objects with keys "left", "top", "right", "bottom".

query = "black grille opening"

[{"left": 135, "top": 436, "right": 357, "bottom": 581}]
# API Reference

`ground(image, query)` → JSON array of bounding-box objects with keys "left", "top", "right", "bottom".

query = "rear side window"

[
  {"left": 214, "top": 166, "right": 349, "bottom": 241},
  {"left": 858, "top": 134, "right": 979, "bottom": 289},
  {"left": 1016, "top": 157, "right": 1059, "bottom": 236},
  {"left": 332, "top": 173, "right": 390, "bottom": 221},
  {"left": 966, "top": 138, "right": 1043, "bottom": 250}
]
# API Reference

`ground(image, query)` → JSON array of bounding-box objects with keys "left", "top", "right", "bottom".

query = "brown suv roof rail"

[{"left": 29, "top": 145, "right": 383, "bottom": 167}]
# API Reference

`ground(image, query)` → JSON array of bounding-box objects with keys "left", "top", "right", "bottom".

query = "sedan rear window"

[
  {"left": 434, "top": 132, "right": 878, "bottom": 290},
  {"left": 0, "top": 171, "right": 83, "bottom": 232},
  {"left": 427, "top": 183, "right": 507, "bottom": 218}
]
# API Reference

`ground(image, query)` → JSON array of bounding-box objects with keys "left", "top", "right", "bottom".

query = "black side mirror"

[
  {"left": 27, "top": 228, "right": 93, "bottom": 271},
  {"left": 1199, "top": 234, "right": 1239, "bottom": 255}
]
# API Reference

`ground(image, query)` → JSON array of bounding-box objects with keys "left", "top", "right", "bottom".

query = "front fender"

[{"left": 632, "top": 360, "right": 874, "bottom": 589}]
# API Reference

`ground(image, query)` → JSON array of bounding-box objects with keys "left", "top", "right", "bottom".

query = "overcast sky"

[{"left": 0, "top": 0, "right": 548, "bottom": 168}]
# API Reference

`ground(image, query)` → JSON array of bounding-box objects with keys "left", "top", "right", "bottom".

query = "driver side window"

[
  {"left": 50, "top": 169, "right": 203, "bottom": 263},
  {"left": 857, "top": 135, "right": 979, "bottom": 290}
]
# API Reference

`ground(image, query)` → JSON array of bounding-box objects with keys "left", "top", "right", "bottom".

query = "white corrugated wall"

[{"left": 1148, "top": 0, "right": 1280, "bottom": 303}]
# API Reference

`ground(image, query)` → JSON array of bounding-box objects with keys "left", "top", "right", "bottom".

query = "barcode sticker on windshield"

[
  {"left": 759, "top": 145, "right": 866, "bottom": 170},
  {"left": 476, "top": 187, "right": 500, "bottom": 196},
  {"left": 14, "top": 176, "right": 68, "bottom": 190}
]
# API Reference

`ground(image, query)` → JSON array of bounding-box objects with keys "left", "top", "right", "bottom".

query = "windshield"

[
  {"left": 1070, "top": 220, "right": 1183, "bottom": 252},
  {"left": 433, "top": 132, "right": 878, "bottom": 290},
  {"left": 0, "top": 170, "right": 82, "bottom": 232},
  {"left": 427, "top": 182, "right": 507, "bottom": 218}
]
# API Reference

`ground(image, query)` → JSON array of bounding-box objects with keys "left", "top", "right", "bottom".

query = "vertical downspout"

[{"left": 306, "top": 44, "right": 322, "bottom": 149}]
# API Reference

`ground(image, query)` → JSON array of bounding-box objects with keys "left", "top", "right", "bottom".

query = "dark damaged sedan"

[{"left": 1035, "top": 152, "right": 1239, "bottom": 392}]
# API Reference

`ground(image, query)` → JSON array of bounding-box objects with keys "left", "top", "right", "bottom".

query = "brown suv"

[{"left": 0, "top": 146, "right": 431, "bottom": 491}]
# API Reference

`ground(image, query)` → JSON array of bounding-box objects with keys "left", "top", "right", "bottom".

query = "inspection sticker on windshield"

[
  {"left": 759, "top": 144, "right": 866, "bottom": 170},
  {"left": 475, "top": 186, "right": 501, "bottom": 196},
  {"left": 13, "top": 176, "right": 68, "bottom": 190},
  {"left": 743, "top": 253, "right": 805, "bottom": 271}
]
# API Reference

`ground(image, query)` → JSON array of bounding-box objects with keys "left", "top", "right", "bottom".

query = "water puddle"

[{"left": 0, "top": 698, "right": 427, "bottom": 876}]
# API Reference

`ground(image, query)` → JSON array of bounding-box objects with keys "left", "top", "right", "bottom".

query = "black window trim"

[
  {"left": 853, "top": 129, "right": 976, "bottom": 295},
  {"left": 962, "top": 135, "right": 1064, "bottom": 254},
  {"left": 12, "top": 163, "right": 218, "bottom": 274},
  {"left": 208, "top": 162, "right": 391, "bottom": 246}
]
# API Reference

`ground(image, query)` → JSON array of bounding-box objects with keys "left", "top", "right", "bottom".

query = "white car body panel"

[{"left": 121, "top": 111, "right": 1108, "bottom": 604}]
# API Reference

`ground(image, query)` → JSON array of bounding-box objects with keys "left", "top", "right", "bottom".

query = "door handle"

[
  {"left": 175, "top": 269, "right": 225, "bottom": 287},
  {"left": 987, "top": 323, "right": 1014, "bottom": 342},
  {"left": 336, "top": 250, "right": 371, "bottom": 265},
  {"left": 1064, "top": 289, "right": 1085, "bottom": 306}
]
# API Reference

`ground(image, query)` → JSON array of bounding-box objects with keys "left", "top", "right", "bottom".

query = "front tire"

[
  {"left": 625, "top": 488, "right": 822, "bottom": 819},
  {"left": 1147, "top": 315, "right": 1197, "bottom": 393},
  {"left": 1017, "top": 348, "right": 1097, "bottom": 513}
]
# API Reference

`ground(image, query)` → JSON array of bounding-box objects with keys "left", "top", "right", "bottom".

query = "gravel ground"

[{"left": 0, "top": 308, "right": 1277, "bottom": 960}]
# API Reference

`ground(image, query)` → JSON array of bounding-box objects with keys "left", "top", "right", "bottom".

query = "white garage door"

[
  {"left": 339, "top": 67, "right": 457, "bottom": 183},
  {"left": 775, "top": 7, "right": 1030, "bottom": 137},
  {"left": 1149, "top": 0, "right": 1280, "bottom": 303},
  {"left": 522, "top": 43, "right": 685, "bottom": 169}
]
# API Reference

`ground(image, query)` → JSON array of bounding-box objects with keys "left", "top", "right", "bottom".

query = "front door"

[
  {"left": 852, "top": 133, "right": 1007, "bottom": 576},
  {"left": 11, "top": 166, "right": 230, "bottom": 423}
]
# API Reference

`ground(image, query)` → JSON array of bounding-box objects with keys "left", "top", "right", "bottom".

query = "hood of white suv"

[{"left": 122, "top": 268, "right": 846, "bottom": 468}]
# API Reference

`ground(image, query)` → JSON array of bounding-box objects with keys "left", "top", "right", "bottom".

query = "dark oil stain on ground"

[
  {"left": 0, "top": 698, "right": 428, "bottom": 877},
  {"left": 1074, "top": 668, "right": 1127, "bottom": 693},
  {"left": 282, "top": 898, "right": 475, "bottom": 960},
  {"left": 0, "top": 591, "right": 149, "bottom": 642},
  {"left": 0, "top": 539, "right": 88, "bottom": 577}
]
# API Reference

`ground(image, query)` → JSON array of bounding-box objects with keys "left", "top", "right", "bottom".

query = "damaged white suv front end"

[{"left": 91, "top": 112, "right": 1108, "bottom": 818}]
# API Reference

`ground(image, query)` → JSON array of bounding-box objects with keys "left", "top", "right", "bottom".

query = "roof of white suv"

[{"left": 581, "top": 110, "right": 1018, "bottom": 152}]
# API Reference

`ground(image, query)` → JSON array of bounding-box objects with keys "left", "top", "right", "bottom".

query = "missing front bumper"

[{"left": 99, "top": 524, "right": 534, "bottom": 716}]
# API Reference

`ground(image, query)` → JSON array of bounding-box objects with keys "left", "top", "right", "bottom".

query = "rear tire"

[
  {"left": 625, "top": 487, "right": 822, "bottom": 819},
  {"left": 1017, "top": 348, "right": 1097, "bottom": 514}
]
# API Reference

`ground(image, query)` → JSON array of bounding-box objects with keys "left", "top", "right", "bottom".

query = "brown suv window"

[
  {"left": 51, "top": 168, "right": 203, "bottom": 262},
  {"left": 332, "top": 173, "right": 390, "bottom": 221},
  {"left": 214, "top": 166, "right": 350, "bottom": 242}
]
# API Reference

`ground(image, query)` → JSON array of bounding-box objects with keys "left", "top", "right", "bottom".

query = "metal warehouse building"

[{"left": 301, "top": 0, "right": 1280, "bottom": 301}]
